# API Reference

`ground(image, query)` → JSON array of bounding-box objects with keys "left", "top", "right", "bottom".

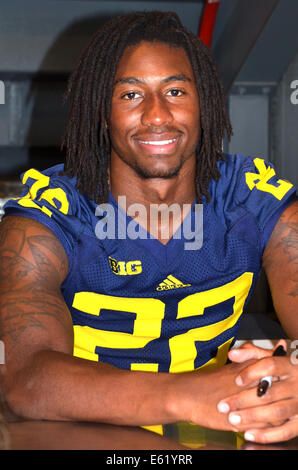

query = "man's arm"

[
  {"left": 262, "top": 199, "right": 298, "bottom": 337},
  {"left": 0, "top": 216, "right": 174, "bottom": 424},
  {"left": 0, "top": 215, "right": 248, "bottom": 428},
  {"left": 217, "top": 200, "right": 298, "bottom": 443}
]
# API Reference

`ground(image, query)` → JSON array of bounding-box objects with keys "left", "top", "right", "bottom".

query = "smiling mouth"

[
  {"left": 134, "top": 136, "right": 181, "bottom": 154},
  {"left": 138, "top": 138, "right": 178, "bottom": 146}
]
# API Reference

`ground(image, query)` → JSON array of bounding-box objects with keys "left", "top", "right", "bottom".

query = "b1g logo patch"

[{"left": 108, "top": 257, "right": 142, "bottom": 275}]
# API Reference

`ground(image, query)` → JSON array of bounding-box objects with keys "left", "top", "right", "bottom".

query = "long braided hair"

[{"left": 61, "top": 10, "right": 232, "bottom": 204}]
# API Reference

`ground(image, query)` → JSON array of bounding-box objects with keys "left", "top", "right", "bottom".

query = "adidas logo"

[{"left": 156, "top": 275, "right": 191, "bottom": 291}]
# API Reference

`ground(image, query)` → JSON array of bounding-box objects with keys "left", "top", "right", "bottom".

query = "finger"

[
  {"left": 235, "top": 355, "right": 290, "bottom": 387},
  {"left": 217, "top": 379, "right": 293, "bottom": 415},
  {"left": 227, "top": 398, "right": 298, "bottom": 431},
  {"left": 244, "top": 415, "right": 298, "bottom": 444},
  {"left": 228, "top": 339, "right": 287, "bottom": 364},
  {"left": 238, "top": 342, "right": 258, "bottom": 350},
  {"left": 228, "top": 345, "right": 271, "bottom": 363}
]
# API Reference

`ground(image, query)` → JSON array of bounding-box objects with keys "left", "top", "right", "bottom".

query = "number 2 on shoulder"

[{"left": 245, "top": 158, "right": 293, "bottom": 200}]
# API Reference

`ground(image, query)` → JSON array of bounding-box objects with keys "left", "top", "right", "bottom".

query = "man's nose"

[{"left": 141, "top": 94, "right": 173, "bottom": 128}]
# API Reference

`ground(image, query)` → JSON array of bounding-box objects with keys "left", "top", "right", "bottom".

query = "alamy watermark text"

[
  {"left": 290, "top": 80, "right": 298, "bottom": 104},
  {"left": 95, "top": 197, "right": 203, "bottom": 250},
  {"left": 0, "top": 81, "right": 4, "bottom": 104},
  {"left": 0, "top": 341, "right": 4, "bottom": 365}
]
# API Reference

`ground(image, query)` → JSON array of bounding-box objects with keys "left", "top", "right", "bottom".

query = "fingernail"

[
  {"left": 217, "top": 401, "right": 230, "bottom": 413},
  {"left": 244, "top": 431, "right": 255, "bottom": 441},
  {"left": 229, "top": 413, "right": 241, "bottom": 425},
  {"left": 235, "top": 375, "right": 243, "bottom": 386}
]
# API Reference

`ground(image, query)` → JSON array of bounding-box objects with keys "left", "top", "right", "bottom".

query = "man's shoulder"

[
  {"left": 2, "top": 164, "right": 98, "bottom": 256},
  {"left": 209, "top": 152, "right": 251, "bottom": 199},
  {"left": 210, "top": 152, "right": 296, "bottom": 239},
  {"left": 19, "top": 163, "right": 89, "bottom": 208},
  {"left": 216, "top": 152, "right": 252, "bottom": 175},
  {"left": 3, "top": 163, "right": 93, "bottom": 226},
  {"left": 21, "top": 163, "right": 77, "bottom": 191}
]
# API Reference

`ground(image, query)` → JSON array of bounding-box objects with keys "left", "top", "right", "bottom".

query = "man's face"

[{"left": 109, "top": 41, "right": 200, "bottom": 179}]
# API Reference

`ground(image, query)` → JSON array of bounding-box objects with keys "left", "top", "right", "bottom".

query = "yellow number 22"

[{"left": 73, "top": 272, "right": 253, "bottom": 373}]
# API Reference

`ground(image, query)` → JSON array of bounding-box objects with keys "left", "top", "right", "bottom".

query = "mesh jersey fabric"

[{"left": 3, "top": 153, "right": 297, "bottom": 372}]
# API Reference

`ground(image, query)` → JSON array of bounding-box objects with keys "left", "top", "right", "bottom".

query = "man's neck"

[{"left": 109, "top": 158, "right": 196, "bottom": 244}]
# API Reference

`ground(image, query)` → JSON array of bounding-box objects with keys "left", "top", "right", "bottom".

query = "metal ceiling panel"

[{"left": 213, "top": 0, "right": 280, "bottom": 92}]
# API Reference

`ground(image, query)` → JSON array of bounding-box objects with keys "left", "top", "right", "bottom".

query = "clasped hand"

[{"left": 217, "top": 340, "right": 298, "bottom": 444}]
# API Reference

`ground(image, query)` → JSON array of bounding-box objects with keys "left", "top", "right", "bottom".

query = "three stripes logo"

[{"left": 156, "top": 275, "right": 191, "bottom": 291}]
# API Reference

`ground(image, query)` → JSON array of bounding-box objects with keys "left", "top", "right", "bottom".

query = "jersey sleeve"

[
  {"left": 2, "top": 165, "right": 85, "bottom": 260},
  {"left": 228, "top": 155, "right": 297, "bottom": 252}
]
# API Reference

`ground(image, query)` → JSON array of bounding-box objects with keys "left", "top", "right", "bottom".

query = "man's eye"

[
  {"left": 167, "top": 89, "right": 184, "bottom": 97},
  {"left": 122, "top": 92, "right": 141, "bottom": 100}
]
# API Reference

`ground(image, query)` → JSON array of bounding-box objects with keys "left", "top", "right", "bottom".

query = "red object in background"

[{"left": 198, "top": 0, "right": 220, "bottom": 48}]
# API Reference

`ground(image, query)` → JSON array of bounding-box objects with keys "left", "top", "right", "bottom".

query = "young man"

[{"left": 0, "top": 11, "right": 297, "bottom": 444}]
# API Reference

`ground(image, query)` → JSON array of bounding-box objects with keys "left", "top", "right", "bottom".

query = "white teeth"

[{"left": 139, "top": 138, "right": 176, "bottom": 145}]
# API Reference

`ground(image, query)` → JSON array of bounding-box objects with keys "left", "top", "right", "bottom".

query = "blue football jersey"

[{"left": 3, "top": 154, "right": 297, "bottom": 373}]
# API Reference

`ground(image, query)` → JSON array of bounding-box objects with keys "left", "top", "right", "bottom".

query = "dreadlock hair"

[{"left": 61, "top": 10, "right": 232, "bottom": 204}]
